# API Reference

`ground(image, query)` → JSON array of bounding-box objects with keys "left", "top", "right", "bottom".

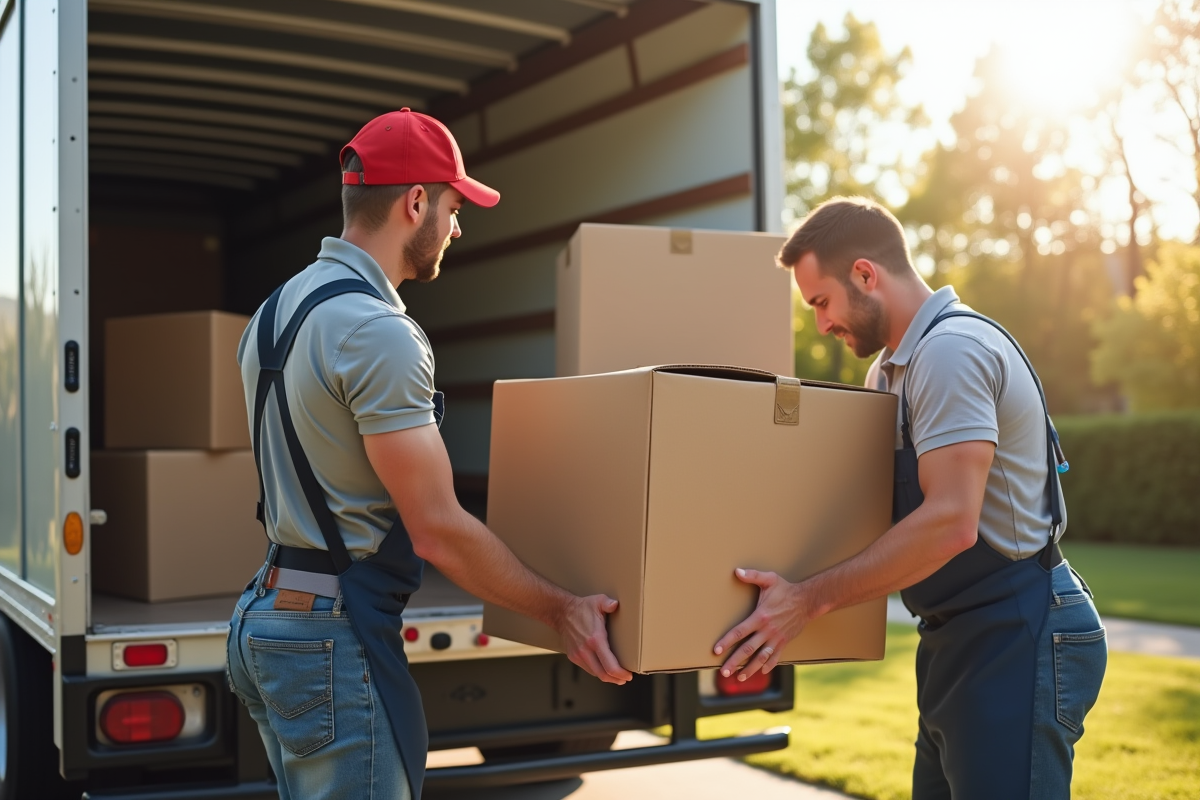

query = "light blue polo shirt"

[
  {"left": 865, "top": 286, "right": 1067, "bottom": 560},
  {"left": 238, "top": 237, "right": 437, "bottom": 559}
]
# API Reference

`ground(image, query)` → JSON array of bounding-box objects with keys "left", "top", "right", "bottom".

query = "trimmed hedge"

[{"left": 1055, "top": 412, "right": 1200, "bottom": 546}]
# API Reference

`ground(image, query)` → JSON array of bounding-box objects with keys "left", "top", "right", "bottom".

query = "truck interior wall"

[{"left": 411, "top": 3, "right": 758, "bottom": 482}]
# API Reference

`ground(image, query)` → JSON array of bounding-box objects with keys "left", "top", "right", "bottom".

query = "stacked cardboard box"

[
  {"left": 93, "top": 311, "right": 265, "bottom": 602},
  {"left": 555, "top": 224, "right": 793, "bottom": 377}
]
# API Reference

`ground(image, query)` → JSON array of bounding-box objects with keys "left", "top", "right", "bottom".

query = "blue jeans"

[
  {"left": 912, "top": 559, "right": 1106, "bottom": 799},
  {"left": 1029, "top": 560, "right": 1108, "bottom": 799},
  {"left": 227, "top": 569, "right": 411, "bottom": 800}
]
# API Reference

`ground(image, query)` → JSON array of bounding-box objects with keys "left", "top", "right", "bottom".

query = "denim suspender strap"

[{"left": 252, "top": 278, "right": 386, "bottom": 572}]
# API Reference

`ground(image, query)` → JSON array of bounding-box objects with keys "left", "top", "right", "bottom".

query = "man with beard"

[
  {"left": 713, "top": 197, "right": 1107, "bottom": 799},
  {"left": 227, "top": 109, "right": 631, "bottom": 800}
]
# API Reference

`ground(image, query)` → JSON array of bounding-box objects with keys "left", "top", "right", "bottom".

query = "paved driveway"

[
  {"left": 888, "top": 596, "right": 1200, "bottom": 657},
  {"left": 426, "top": 732, "right": 851, "bottom": 800}
]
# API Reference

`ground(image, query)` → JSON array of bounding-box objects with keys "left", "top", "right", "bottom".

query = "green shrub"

[{"left": 1056, "top": 412, "right": 1200, "bottom": 546}]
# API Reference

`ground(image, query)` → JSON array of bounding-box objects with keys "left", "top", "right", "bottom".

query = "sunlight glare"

[{"left": 995, "top": 3, "right": 1139, "bottom": 112}]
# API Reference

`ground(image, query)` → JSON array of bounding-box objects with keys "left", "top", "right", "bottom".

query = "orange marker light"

[{"left": 64, "top": 512, "right": 84, "bottom": 555}]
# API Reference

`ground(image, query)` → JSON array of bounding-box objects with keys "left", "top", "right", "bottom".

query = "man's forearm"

[
  {"left": 799, "top": 499, "right": 975, "bottom": 620},
  {"left": 416, "top": 507, "right": 573, "bottom": 630}
]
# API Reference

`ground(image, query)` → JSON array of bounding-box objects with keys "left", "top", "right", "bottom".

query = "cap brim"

[{"left": 451, "top": 175, "right": 500, "bottom": 208}]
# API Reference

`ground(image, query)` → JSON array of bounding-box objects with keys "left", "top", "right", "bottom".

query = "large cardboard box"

[
  {"left": 556, "top": 224, "right": 792, "bottom": 377},
  {"left": 483, "top": 366, "right": 896, "bottom": 673},
  {"left": 90, "top": 450, "right": 265, "bottom": 602},
  {"left": 105, "top": 311, "right": 251, "bottom": 450}
]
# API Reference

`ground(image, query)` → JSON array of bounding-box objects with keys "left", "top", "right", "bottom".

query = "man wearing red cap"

[{"left": 226, "top": 109, "right": 632, "bottom": 800}]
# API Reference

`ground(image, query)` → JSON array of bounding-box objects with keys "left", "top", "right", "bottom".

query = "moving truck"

[{"left": 0, "top": 0, "right": 795, "bottom": 796}]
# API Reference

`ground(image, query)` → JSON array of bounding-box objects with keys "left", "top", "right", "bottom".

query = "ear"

[
  {"left": 851, "top": 258, "right": 880, "bottom": 291},
  {"left": 402, "top": 184, "right": 427, "bottom": 225}
]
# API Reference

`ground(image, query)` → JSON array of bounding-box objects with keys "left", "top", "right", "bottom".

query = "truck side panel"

[
  {"left": 21, "top": 0, "right": 61, "bottom": 598},
  {"left": 0, "top": 0, "right": 23, "bottom": 578}
]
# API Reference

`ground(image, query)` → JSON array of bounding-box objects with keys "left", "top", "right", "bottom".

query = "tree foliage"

[
  {"left": 901, "top": 47, "right": 1118, "bottom": 413},
  {"left": 783, "top": 13, "right": 926, "bottom": 220},
  {"left": 783, "top": 14, "right": 925, "bottom": 385},
  {"left": 1092, "top": 242, "right": 1200, "bottom": 410},
  {"left": 1145, "top": 0, "right": 1200, "bottom": 235}
]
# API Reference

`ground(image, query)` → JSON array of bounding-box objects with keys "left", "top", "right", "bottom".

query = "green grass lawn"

[
  {"left": 1062, "top": 541, "right": 1200, "bottom": 626},
  {"left": 698, "top": 625, "right": 1200, "bottom": 800}
]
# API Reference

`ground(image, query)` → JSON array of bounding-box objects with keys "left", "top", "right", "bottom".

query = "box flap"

[
  {"left": 651, "top": 364, "right": 777, "bottom": 383},
  {"left": 649, "top": 364, "right": 889, "bottom": 395}
]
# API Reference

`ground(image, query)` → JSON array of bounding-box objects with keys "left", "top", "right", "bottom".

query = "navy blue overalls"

[
  {"left": 890, "top": 310, "right": 1068, "bottom": 799},
  {"left": 251, "top": 278, "right": 442, "bottom": 799}
]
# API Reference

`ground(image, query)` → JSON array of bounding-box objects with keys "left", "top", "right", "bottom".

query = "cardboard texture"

[
  {"left": 483, "top": 366, "right": 897, "bottom": 674},
  {"left": 105, "top": 311, "right": 251, "bottom": 450},
  {"left": 90, "top": 450, "right": 265, "bottom": 602},
  {"left": 556, "top": 224, "right": 792, "bottom": 378}
]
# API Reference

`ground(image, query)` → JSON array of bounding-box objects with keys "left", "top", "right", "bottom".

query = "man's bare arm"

[
  {"left": 714, "top": 440, "right": 995, "bottom": 679},
  {"left": 364, "top": 423, "right": 632, "bottom": 685}
]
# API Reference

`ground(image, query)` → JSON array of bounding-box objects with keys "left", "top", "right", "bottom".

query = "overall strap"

[
  {"left": 899, "top": 310, "right": 1065, "bottom": 533},
  {"left": 252, "top": 278, "right": 386, "bottom": 575}
]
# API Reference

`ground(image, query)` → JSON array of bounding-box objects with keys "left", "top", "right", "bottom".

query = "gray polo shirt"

[
  {"left": 865, "top": 286, "right": 1066, "bottom": 560},
  {"left": 238, "top": 237, "right": 437, "bottom": 559}
]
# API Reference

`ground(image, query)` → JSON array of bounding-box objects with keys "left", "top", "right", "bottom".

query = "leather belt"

[
  {"left": 275, "top": 544, "right": 338, "bottom": 575},
  {"left": 264, "top": 565, "right": 340, "bottom": 598},
  {"left": 264, "top": 544, "right": 341, "bottom": 598}
]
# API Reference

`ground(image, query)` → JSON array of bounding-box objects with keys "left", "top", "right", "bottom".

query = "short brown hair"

[
  {"left": 778, "top": 197, "right": 914, "bottom": 282},
  {"left": 341, "top": 149, "right": 448, "bottom": 233}
]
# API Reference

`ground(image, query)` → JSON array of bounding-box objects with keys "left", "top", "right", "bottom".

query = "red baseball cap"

[{"left": 340, "top": 108, "right": 500, "bottom": 208}]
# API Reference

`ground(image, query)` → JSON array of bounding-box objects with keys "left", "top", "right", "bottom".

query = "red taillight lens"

[
  {"left": 100, "top": 691, "right": 185, "bottom": 744},
  {"left": 123, "top": 643, "right": 169, "bottom": 668},
  {"left": 715, "top": 669, "right": 772, "bottom": 696}
]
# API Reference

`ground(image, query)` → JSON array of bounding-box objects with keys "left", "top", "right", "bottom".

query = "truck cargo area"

[{"left": 84, "top": 0, "right": 774, "bottom": 628}]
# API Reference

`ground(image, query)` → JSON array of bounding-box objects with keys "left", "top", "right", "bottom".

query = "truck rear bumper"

[
  {"left": 84, "top": 782, "right": 278, "bottom": 800},
  {"left": 425, "top": 729, "right": 790, "bottom": 790},
  {"left": 83, "top": 731, "right": 789, "bottom": 798}
]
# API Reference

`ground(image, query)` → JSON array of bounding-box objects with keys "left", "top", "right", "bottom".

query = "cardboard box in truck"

[
  {"left": 90, "top": 450, "right": 264, "bottom": 602},
  {"left": 105, "top": 311, "right": 251, "bottom": 450},
  {"left": 483, "top": 366, "right": 897, "bottom": 674},
  {"left": 555, "top": 224, "right": 793, "bottom": 377}
]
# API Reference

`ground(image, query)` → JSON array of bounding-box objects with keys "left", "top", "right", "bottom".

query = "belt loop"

[
  {"left": 255, "top": 542, "right": 279, "bottom": 597},
  {"left": 332, "top": 590, "right": 344, "bottom": 617}
]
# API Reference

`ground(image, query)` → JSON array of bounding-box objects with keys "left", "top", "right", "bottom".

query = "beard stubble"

[
  {"left": 403, "top": 208, "right": 447, "bottom": 283},
  {"left": 840, "top": 281, "right": 890, "bottom": 358}
]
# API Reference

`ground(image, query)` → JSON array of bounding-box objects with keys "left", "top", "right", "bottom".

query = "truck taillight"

[
  {"left": 715, "top": 669, "right": 772, "bottom": 696},
  {"left": 113, "top": 639, "right": 178, "bottom": 671},
  {"left": 123, "top": 643, "right": 169, "bottom": 667},
  {"left": 100, "top": 691, "right": 185, "bottom": 744}
]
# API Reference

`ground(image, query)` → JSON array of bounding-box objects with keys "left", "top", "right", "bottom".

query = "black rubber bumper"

[
  {"left": 84, "top": 781, "right": 278, "bottom": 800},
  {"left": 83, "top": 732, "right": 789, "bottom": 797},
  {"left": 424, "top": 730, "right": 791, "bottom": 790}
]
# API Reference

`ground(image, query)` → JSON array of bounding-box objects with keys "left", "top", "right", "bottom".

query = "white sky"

[{"left": 773, "top": 0, "right": 1199, "bottom": 241}]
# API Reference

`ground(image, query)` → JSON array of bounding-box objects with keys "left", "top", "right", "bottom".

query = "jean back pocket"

[
  {"left": 248, "top": 636, "right": 335, "bottom": 757},
  {"left": 1053, "top": 627, "right": 1107, "bottom": 733}
]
